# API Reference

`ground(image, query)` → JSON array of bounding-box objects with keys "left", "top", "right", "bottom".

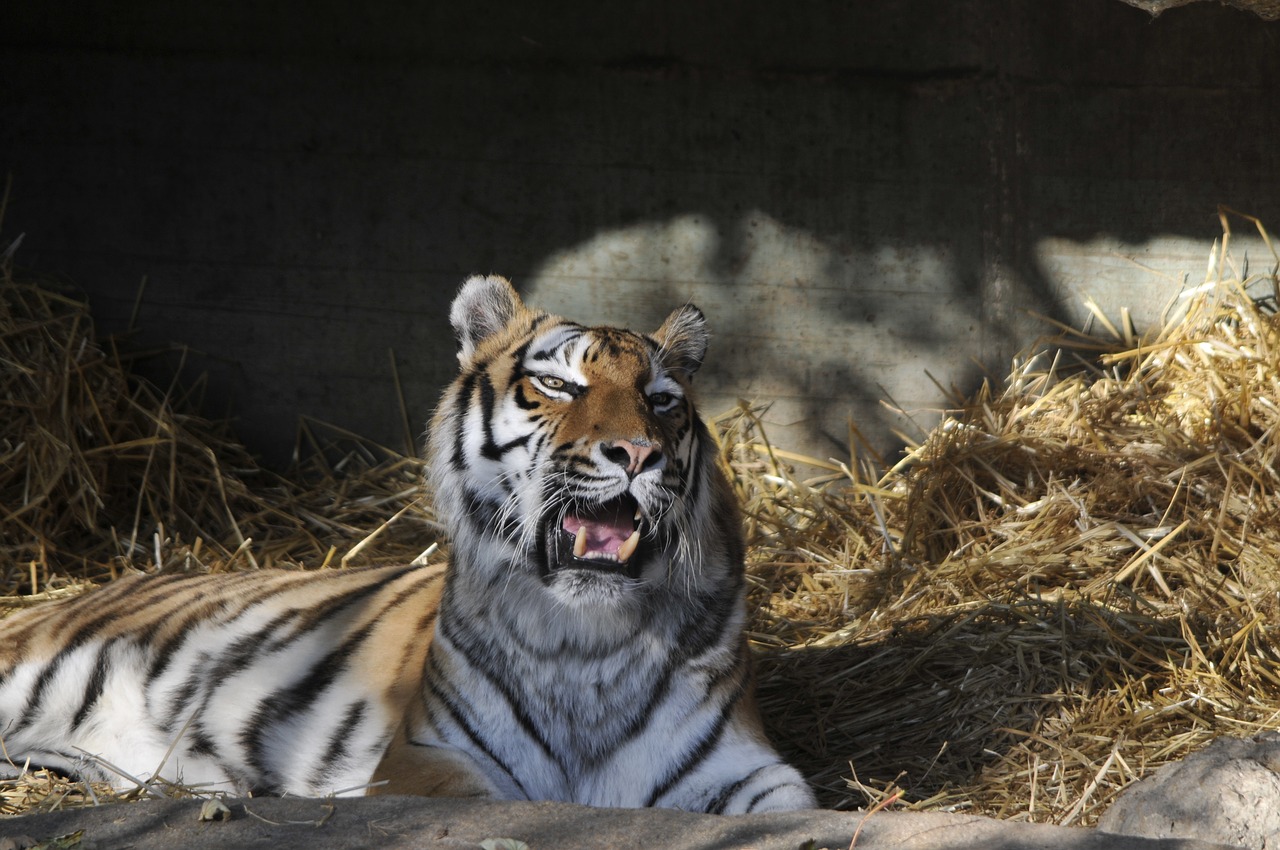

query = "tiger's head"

[{"left": 428, "top": 275, "right": 742, "bottom": 609}]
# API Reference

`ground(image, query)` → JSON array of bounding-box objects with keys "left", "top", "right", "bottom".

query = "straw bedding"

[
  {"left": 0, "top": 279, "right": 437, "bottom": 595},
  {"left": 3, "top": 212, "right": 1280, "bottom": 824}
]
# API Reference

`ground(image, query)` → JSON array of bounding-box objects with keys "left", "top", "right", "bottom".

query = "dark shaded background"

[{"left": 3, "top": 1, "right": 1277, "bottom": 465}]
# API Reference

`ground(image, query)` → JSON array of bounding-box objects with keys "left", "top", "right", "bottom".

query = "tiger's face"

[{"left": 429, "top": 276, "right": 724, "bottom": 608}]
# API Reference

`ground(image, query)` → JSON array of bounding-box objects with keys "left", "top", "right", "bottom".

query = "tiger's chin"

[{"left": 542, "top": 566, "right": 642, "bottom": 607}]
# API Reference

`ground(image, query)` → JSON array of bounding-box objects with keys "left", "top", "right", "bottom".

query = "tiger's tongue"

[{"left": 563, "top": 504, "right": 639, "bottom": 561}]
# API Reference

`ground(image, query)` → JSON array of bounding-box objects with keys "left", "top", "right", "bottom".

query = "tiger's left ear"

[
  {"left": 653, "top": 304, "right": 709, "bottom": 377},
  {"left": 450, "top": 275, "right": 525, "bottom": 364}
]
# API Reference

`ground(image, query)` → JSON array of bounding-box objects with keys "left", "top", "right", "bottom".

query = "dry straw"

[
  {"left": 4, "top": 209, "right": 1280, "bottom": 824},
  {"left": 739, "top": 208, "right": 1280, "bottom": 823},
  {"left": 0, "top": 276, "right": 438, "bottom": 600}
]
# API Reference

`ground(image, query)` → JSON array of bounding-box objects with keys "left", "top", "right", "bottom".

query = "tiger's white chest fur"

[{"left": 420, "top": 563, "right": 753, "bottom": 804}]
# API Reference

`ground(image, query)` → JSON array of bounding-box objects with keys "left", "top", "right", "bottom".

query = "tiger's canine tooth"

[
  {"left": 573, "top": 526, "right": 588, "bottom": 558},
  {"left": 617, "top": 529, "right": 641, "bottom": 564}
]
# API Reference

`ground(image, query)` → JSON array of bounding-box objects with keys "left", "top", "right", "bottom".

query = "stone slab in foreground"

[
  {"left": 1100, "top": 733, "right": 1280, "bottom": 850},
  {"left": 0, "top": 796, "right": 1247, "bottom": 850}
]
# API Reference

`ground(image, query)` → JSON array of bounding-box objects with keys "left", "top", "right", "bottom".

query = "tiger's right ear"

[
  {"left": 653, "top": 304, "right": 709, "bottom": 378},
  {"left": 449, "top": 275, "right": 525, "bottom": 364}
]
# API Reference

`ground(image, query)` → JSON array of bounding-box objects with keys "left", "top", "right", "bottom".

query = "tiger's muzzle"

[{"left": 539, "top": 493, "right": 650, "bottom": 581}]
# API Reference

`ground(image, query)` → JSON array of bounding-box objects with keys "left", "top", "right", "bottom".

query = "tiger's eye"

[{"left": 540, "top": 375, "right": 565, "bottom": 390}]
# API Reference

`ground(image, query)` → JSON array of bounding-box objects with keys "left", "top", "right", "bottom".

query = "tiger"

[{"left": 0, "top": 275, "right": 815, "bottom": 814}]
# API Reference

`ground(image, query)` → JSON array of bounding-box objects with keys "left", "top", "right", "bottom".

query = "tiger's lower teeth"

[{"left": 570, "top": 527, "right": 641, "bottom": 565}]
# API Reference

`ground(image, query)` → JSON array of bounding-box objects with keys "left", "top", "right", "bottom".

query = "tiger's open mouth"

[{"left": 545, "top": 494, "right": 646, "bottom": 578}]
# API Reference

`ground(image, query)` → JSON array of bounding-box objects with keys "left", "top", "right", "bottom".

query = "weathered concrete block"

[{"left": 1100, "top": 734, "right": 1280, "bottom": 849}]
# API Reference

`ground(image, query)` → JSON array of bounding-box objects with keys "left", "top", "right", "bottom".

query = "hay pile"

[
  {"left": 0, "top": 276, "right": 437, "bottom": 602},
  {"left": 4, "top": 212, "right": 1280, "bottom": 825},
  {"left": 740, "top": 211, "right": 1280, "bottom": 823}
]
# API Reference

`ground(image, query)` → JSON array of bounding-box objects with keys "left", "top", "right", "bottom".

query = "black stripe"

[
  {"left": 3, "top": 597, "right": 164, "bottom": 737},
  {"left": 17, "top": 577, "right": 197, "bottom": 706},
  {"left": 744, "top": 781, "right": 809, "bottom": 813},
  {"left": 9, "top": 666, "right": 59, "bottom": 735},
  {"left": 644, "top": 687, "right": 740, "bottom": 807},
  {"left": 308, "top": 700, "right": 368, "bottom": 789},
  {"left": 450, "top": 371, "right": 479, "bottom": 471},
  {"left": 161, "top": 570, "right": 408, "bottom": 729},
  {"left": 162, "top": 604, "right": 303, "bottom": 730},
  {"left": 146, "top": 610, "right": 206, "bottom": 681},
  {"left": 528, "top": 322, "right": 580, "bottom": 361},
  {"left": 397, "top": 598, "right": 442, "bottom": 669},
  {"left": 146, "top": 571, "right": 299, "bottom": 681},
  {"left": 509, "top": 333, "right": 537, "bottom": 365},
  {"left": 478, "top": 374, "right": 499, "bottom": 455},
  {"left": 582, "top": 658, "right": 678, "bottom": 767},
  {"left": 459, "top": 489, "right": 522, "bottom": 544},
  {"left": 420, "top": 648, "right": 531, "bottom": 798},
  {"left": 460, "top": 487, "right": 499, "bottom": 530},
  {"left": 513, "top": 382, "right": 540, "bottom": 410},
  {"left": 162, "top": 650, "right": 216, "bottom": 734},
  {"left": 284, "top": 565, "right": 421, "bottom": 636},
  {"left": 683, "top": 445, "right": 706, "bottom": 505},
  {"left": 46, "top": 575, "right": 190, "bottom": 652},
  {"left": 186, "top": 729, "right": 216, "bottom": 756},
  {"left": 70, "top": 643, "right": 111, "bottom": 730},
  {"left": 237, "top": 577, "right": 427, "bottom": 781},
  {"left": 709, "top": 764, "right": 766, "bottom": 814},
  {"left": 239, "top": 618, "right": 381, "bottom": 781},
  {"left": 678, "top": 587, "right": 741, "bottom": 655},
  {"left": 478, "top": 375, "right": 533, "bottom": 461},
  {"left": 438, "top": 611, "right": 562, "bottom": 770}
]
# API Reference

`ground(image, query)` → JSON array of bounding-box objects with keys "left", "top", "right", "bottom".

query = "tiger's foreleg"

[
  {"left": 655, "top": 718, "right": 818, "bottom": 814},
  {"left": 369, "top": 724, "right": 499, "bottom": 799}
]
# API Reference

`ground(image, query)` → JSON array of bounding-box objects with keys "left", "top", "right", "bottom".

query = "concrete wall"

[{"left": 3, "top": 1, "right": 1278, "bottom": 466}]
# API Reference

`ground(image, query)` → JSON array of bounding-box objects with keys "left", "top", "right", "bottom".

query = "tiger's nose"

[{"left": 603, "top": 439, "right": 663, "bottom": 476}]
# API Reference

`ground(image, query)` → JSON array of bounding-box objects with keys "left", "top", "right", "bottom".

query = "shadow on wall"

[
  {"left": 525, "top": 212, "right": 1269, "bottom": 464},
  {"left": 524, "top": 211, "right": 1131, "bottom": 464}
]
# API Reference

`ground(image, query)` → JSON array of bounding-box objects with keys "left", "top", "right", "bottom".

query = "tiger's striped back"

[{"left": 0, "top": 564, "right": 445, "bottom": 796}]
